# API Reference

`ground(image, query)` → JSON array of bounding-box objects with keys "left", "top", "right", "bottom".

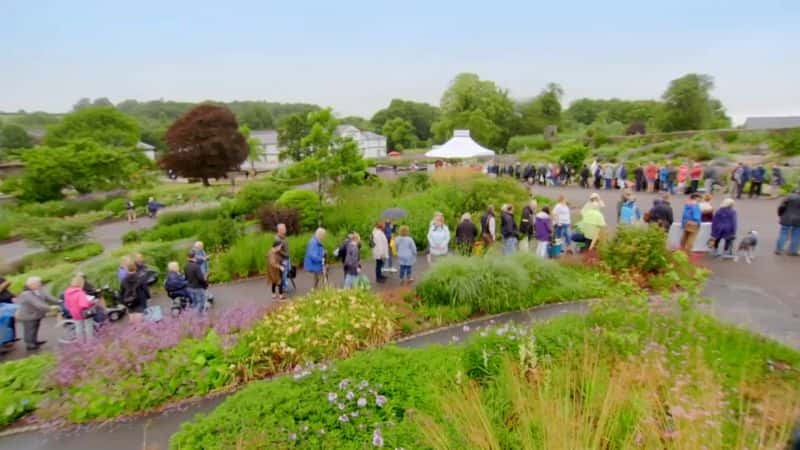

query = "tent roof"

[{"left": 424, "top": 130, "right": 495, "bottom": 159}]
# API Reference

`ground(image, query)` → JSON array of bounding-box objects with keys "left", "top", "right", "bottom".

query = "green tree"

[
  {"left": 381, "top": 118, "right": 418, "bottom": 150},
  {"left": 239, "top": 125, "right": 264, "bottom": 172},
  {"left": 45, "top": 107, "right": 141, "bottom": 147},
  {"left": 431, "top": 73, "right": 515, "bottom": 149},
  {"left": 657, "top": 73, "right": 729, "bottom": 131},
  {"left": 238, "top": 104, "right": 275, "bottom": 130},
  {"left": 518, "top": 82, "right": 563, "bottom": 134},
  {"left": 161, "top": 104, "right": 249, "bottom": 186},
  {"left": 16, "top": 140, "right": 143, "bottom": 201},
  {"left": 339, "top": 116, "right": 374, "bottom": 131},
  {"left": 277, "top": 112, "right": 311, "bottom": 161},
  {"left": 0, "top": 124, "right": 34, "bottom": 149},
  {"left": 287, "top": 109, "right": 367, "bottom": 216},
  {"left": 371, "top": 99, "right": 439, "bottom": 141}
]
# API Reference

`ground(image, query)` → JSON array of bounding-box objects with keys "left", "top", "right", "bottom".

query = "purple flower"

[
  {"left": 346, "top": 391, "right": 355, "bottom": 401},
  {"left": 357, "top": 397, "right": 368, "bottom": 408},
  {"left": 338, "top": 378, "right": 350, "bottom": 390},
  {"left": 338, "top": 402, "right": 346, "bottom": 411},
  {"left": 358, "top": 380, "right": 369, "bottom": 390},
  {"left": 288, "top": 433, "right": 297, "bottom": 441},
  {"left": 328, "top": 392, "right": 338, "bottom": 403},
  {"left": 350, "top": 411, "right": 359, "bottom": 418},
  {"left": 375, "top": 395, "right": 387, "bottom": 408},
  {"left": 372, "top": 428, "right": 384, "bottom": 447},
  {"left": 338, "top": 414, "right": 349, "bottom": 423}
]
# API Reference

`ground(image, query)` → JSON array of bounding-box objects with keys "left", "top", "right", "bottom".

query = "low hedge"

[
  {"left": 0, "top": 355, "right": 54, "bottom": 428},
  {"left": 276, "top": 190, "right": 321, "bottom": 231},
  {"left": 14, "top": 242, "right": 104, "bottom": 272}
]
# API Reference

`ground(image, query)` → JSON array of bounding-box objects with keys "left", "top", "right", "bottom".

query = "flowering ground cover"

[{"left": 170, "top": 298, "right": 800, "bottom": 449}]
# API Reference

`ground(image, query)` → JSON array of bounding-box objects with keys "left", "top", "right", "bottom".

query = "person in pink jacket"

[{"left": 63, "top": 275, "right": 96, "bottom": 342}]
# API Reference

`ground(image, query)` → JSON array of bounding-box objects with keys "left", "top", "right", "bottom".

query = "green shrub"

[
  {"left": 599, "top": 225, "right": 670, "bottom": 275},
  {"left": 171, "top": 346, "right": 458, "bottom": 450},
  {"left": 507, "top": 135, "right": 552, "bottom": 153},
  {"left": 416, "top": 253, "right": 610, "bottom": 317},
  {"left": 213, "top": 233, "right": 273, "bottom": 281},
  {"left": 0, "top": 355, "right": 54, "bottom": 427},
  {"left": 7, "top": 262, "right": 77, "bottom": 293},
  {"left": 21, "top": 216, "right": 92, "bottom": 252},
  {"left": 16, "top": 242, "right": 104, "bottom": 272},
  {"left": 0, "top": 221, "right": 12, "bottom": 241},
  {"left": 276, "top": 190, "right": 321, "bottom": 231},
  {"left": 236, "top": 288, "right": 397, "bottom": 378},
  {"left": 198, "top": 217, "right": 245, "bottom": 251},
  {"left": 772, "top": 128, "right": 800, "bottom": 157},
  {"left": 102, "top": 197, "right": 128, "bottom": 216},
  {"left": 156, "top": 207, "right": 223, "bottom": 226},
  {"left": 226, "top": 179, "right": 288, "bottom": 217},
  {"left": 122, "top": 220, "right": 204, "bottom": 244},
  {"left": 389, "top": 172, "right": 431, "bottom": 197},
  {"left": 16, "top": 197, "right": 118, "bottom": 218},
  {"left": 721, "top": 131, "right": 739, "bottom": 143}
]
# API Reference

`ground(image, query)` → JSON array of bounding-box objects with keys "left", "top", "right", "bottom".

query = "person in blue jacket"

[
  {"left": 303, "top": 228, "right": 327, "bottom": 289},
  {"left": 749, "top": 165, "right": 766, "bottom": 198},
  {"left": 680, "top": 193, "right": 703, "bottom": 251}
]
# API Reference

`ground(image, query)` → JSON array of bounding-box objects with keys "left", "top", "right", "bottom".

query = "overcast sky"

[{"left": 2, "top": 0, "right": 799, "bottom": 125}]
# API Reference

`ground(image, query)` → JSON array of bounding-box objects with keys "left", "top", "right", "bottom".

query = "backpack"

[
  {"left": 619, "top": 203, "right": 639, "bottom": 225},
  {"left": 368, "top": 234, "right": 375, "bottom": 249},
  {"left": 125, "top": 200, "right": 134, "bottom": 209},
  {"left": 334, "top": 239, "right": 349, "bottom": 262}
]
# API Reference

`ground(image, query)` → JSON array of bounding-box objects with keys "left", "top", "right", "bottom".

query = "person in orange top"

[
  {"left": 645, "top": 163, "right": 659, "bottom": 193},
  {"left": 689, "top": 162, "right": 703, "bottom": 194}
]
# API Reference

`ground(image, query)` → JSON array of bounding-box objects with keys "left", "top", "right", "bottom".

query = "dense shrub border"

[{"left": 171, "top": 300, "right": 800, "bottom": 449}]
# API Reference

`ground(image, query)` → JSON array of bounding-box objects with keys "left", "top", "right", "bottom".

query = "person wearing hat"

[
  {"left": 184, "top": 250, "right": 208, "bottom": 312},
  {"left": 573, "top": 193, "right": 607, "bottom": 251}
]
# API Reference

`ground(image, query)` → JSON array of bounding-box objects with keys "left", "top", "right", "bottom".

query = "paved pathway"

[
  {"left": 530, "top": 185, "right": 800, "bottom": 349},
  {"left": 0, "top": 301, "right": 586, "bottom": 450}
]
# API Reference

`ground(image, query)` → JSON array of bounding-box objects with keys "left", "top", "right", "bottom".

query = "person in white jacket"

[
  {"left": 371, "top": 223, "right": 389, "bottom": 284},
  {"left": 552, "top": 195, "right": 572, "bottom": 252},
  {"left": 427, "top": 212, "right": 450, "bottom": 263}
]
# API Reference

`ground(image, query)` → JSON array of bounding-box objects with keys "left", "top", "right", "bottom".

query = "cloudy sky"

[{"left": 2, "top": 0, "right": 799, "bottom": 125}]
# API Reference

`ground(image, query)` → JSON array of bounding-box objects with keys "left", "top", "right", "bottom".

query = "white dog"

[{"left": 734, "top": 230, "right": 758, "bottom": 264}]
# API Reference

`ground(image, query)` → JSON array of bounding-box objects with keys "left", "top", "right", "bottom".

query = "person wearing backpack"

[
  {"left": 371, "top": 222, "right": 389, "bottom": 284},
  {"left": 125, "top": 199, "right": 136, "bottom": 223},
  {"left": 619, "top": 193, "right": 642, "bottom": 225},
  {"left": 184, "top": 251, "right": 208, "bottom": 313}
]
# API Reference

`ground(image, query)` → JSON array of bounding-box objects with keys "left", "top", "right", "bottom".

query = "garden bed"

[{"left": 170, "top": 299, "right": 800, "bottom": 449}]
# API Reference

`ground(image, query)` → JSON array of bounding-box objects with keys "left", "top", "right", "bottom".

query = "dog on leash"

[{"left": 734, "top": 230, "right": 758, "bottom": 264}]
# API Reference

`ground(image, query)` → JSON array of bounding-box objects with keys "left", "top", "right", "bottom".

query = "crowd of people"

[{"left": 487, "top": 159, "right": 787, "bottom": 199}]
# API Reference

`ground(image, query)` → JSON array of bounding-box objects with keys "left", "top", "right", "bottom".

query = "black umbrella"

[{"left": 381, "top": 208, "right": 407, "bottom": 220}]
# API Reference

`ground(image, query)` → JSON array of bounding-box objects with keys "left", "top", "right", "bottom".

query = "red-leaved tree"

[{"left": 161, "top": 104, "right": 248, "bottom": 185}]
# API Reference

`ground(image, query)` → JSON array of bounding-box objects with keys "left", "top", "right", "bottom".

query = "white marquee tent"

[{"left": 424, "top": 130, "right": 495, "bottom": 159}]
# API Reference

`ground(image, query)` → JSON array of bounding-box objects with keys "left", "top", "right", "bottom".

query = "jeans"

[
  {"left": 604, "top": 178, "right": 612, "bottom": 189},
  {"left": 399, "top": 265, "right": 412, "bottom": 280},
  {"left": 281, "top": 259, "right": 290, "bottom": 291},
  {"left": 536, "top": 241, "right": 549, "bottom": 258},
  {"left": 343, "top": 273, "right": 358, "bottom": 289},
  {"left": 776, "top": 225, "right": 800, "bottom": 254},
  {"left": 21, "top": 319, "right": 41, "bottom": 350},
  {"left": 187, "top": 288, "right": 206, "bottom": 312},
  {"left": 689, "top": 179, "right": 699, "bottom": 194},
  {"left": 503, "top": 237, "right": 518, "bottom": 255},
  {"left": 375, "top": 259, "right": 386, "bottom": 282},
  {"left": 555, "top": 224, "right": 571, "bottom": 247}
]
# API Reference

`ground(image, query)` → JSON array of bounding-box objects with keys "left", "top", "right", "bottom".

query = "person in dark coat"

[
  {"left": 633, "top": 166, "right": 645, "bottom": 192},
  {"left": 455, "top": 213, "right": 479, "bottom": 255},
  {"left": 580, "top": 165, "right": 590, "bottom": 189},
  {"left": 776, "top": 189, "right": 800, "bottom": 255},
  {"left": 183, "top": 251, "right": 209, "bottom": 312},
  {"left": 500, "top": 204, "right": 519, "bottom": 255},
  {"left": 647, "top": 194, "right": 674, "bottom": 231},
  {"left": 710, "top": 198, "right": 737, "bottom": 257},
  {"left": 749, "top": 165, "right": 766, "bottom": 198},
  {"left": 519, "top": 200, "right": 537, "bottom": 248},
  {"left": 120, "top": 263, "right": 150, "bottom": 322}
]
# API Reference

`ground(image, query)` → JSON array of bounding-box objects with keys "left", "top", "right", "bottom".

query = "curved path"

[{"left": 0, "top": 302, "right": 586, "bottom": 450}]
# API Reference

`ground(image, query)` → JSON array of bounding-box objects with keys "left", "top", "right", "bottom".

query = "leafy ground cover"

[{"left": 170, "top": 298, "right": 800, "bottom": 449}]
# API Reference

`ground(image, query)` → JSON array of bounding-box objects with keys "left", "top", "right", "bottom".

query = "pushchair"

[{"left": 166, "top": 289, "right": 192, "bottom": 317}]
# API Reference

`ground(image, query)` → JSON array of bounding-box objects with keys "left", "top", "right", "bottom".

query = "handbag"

[
  {"left": 144, "top": 305, "right": 164, "bottom": 322},
  {"left": 684, "top": 220, "right": 700, "bottom": 233}
]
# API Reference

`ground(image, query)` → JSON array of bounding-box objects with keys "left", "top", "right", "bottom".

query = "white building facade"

[
  {"left": 242, "top": 129, "right": 281, "bottom": 171},
  {"left": 335, "top": 125, "right": 387, "bottom": 159}
]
